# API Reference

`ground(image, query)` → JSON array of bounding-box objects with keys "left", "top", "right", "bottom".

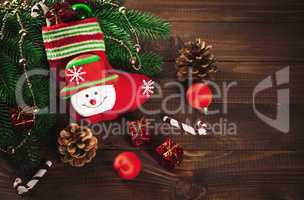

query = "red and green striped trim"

[
  {"left": 44, "top": 33, "right": 104, "bottom": 49},
  {"left": 66, "top": 54, "right": 100, "bottom": 69},
  {"left": 43, "top": 19, "right": 105, "bottom": 61},
  {"left": 45, "top": 40, "right": 105, "bottom": 61},
  {"left": 42, "top": 22, "right": 101, "bottom": 42}
]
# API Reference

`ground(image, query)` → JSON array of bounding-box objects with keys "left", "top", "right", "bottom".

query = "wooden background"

[{"left": 1, "top": 0, "right": 304, "bottom": 199}]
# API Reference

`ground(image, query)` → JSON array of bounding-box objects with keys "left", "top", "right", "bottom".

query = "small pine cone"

[
  {"left": 58, "top": 123, "right": 98, "bottom": 167},
  {"left": 176, "top": 38, "right": 218, "bottom": 82}
]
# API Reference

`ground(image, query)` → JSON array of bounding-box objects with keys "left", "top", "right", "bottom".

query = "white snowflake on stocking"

[
  {"left": 66, "top": 66, "right": 86, "bottom": 85},
  {"left": 141, "top": 80, "right": 155, "bottom": 97}
]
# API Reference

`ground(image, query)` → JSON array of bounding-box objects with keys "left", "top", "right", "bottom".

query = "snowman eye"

[
  {"left": 85, "top": 94, "right": 89, "bottom": 98},
  {"left": 94, "top": 91, "right": 98, "bottom": 95}
]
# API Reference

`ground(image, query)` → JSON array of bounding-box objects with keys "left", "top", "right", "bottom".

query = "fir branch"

[
  {"left": 94, "top": 0, "right": 124, "bottom": 7},
  {"left": 138, "top": 52, "right": 163, "bottom": 76},
  {"left": 105, "top": 37, "right": 163, "bottom": 76},
  {"left": 0, "top": 102, "right": 13, "bottom": 130},
  {"left": 0, "top": 77, "right": 15, "bottom": 104},
  {"left": 100, "top": 19, "right": 134, "bottom": 47},
  {"left": 34, "top": 114, "right": 56, "bottom": 139},
  {"left": 126, "top": 10, "right": 170, "bottom": 40},
  {"left": 0, "top": 128, "right": 15, "bottom": 151},
  {"left": 104, "top": 37, "right": 131, "bottom": 67},
  {"left": 0, "top": 1, "right": 54, "bottom": 171},
  {"left": 0, "top": 0, "right": 170, "bottom": 171},
  {"left": 0, "top": 53, "right": 19, "bottom": 93},
  {"left": 12, "top": 135, "right": 42, "bottom": 171},
  {"left": 0, "top": 102, "right": 16, "bottom": 149},
  {"left": 95, "top": 6, "right": 170, "bottom": 40},
  {"left": 0, "top": 36, "right": 20, "bottom": 64},
  {"left": 30, "top": 76, "right": 51, "bottom": 108}
]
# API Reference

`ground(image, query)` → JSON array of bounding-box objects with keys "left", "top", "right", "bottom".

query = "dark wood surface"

[{"left": 1, "top": 0, "right": 304, "bottom": 199}]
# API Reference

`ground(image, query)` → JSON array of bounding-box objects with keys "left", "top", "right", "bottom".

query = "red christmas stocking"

[
  {"left": 59, "top": 54, "right": 153, "bottom": 124},
  {"left": 42, "top": 18, "right": 111, "bottom": 81},
  {"left": 43, "top": 18, "right": 154, "bottom": 124}
]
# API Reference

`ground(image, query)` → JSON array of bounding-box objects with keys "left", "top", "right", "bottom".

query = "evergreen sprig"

[
  {"left": 0, "top": 6, "right": 55, "bottom": 171},
  {"left": 0, "top": 0, "right": 170, "bottom": 171},
  {"left": 94, "top": 2, "right": 170, "bottom": 75},
  {"left": 127, "top": 10, "right": 171, "bottom": 40}
]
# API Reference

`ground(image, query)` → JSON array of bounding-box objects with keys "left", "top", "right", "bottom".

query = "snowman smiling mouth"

[{"left": 82, "top": 96, "right": 108, "bottom": 108}]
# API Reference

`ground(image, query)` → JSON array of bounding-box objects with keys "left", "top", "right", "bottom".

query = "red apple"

[
  {"left": 113, "top": 152, "right": 142, "bottom": 180},
  {"left": 186, "top": 83, "right": 213, "bottom": 110}
]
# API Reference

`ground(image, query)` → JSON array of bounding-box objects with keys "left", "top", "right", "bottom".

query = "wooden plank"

[
  {"left": 206, "top": 184, "right": 304, "bottom": 200},
  {"left": 146, "top": 62, "right": 303, "bottom": 150},
  {"left": 53, "top": 95, "right": 303, "bottom": 152},
  {"left": 155, "top": 62, "right": 304, "bottom": 104},
  {"left": 9, "top": 150, "right": 178, "bottom": 200},
  {"left": 143, "top": 22, "right": 304, "bottom": 62},
  {"left": 0, "top": 1, "right": 303, "bottom": 200},
  {"left": 94, "top": 103, "right": 301, "bottom": 151},
  {"left": 187, "top": 150, "right": 304, "bottom": 199},
  {"left": 180, "top": 150, "right": 304, "bottom": 172},
  {"left": 1, "top": 150, "right": 304, "bottom": 200},
  {"left": 125, "top": 0, "right": 304, "bottom": 23},
  {"left": 51, "top": 62, "right": 303, "bottom": 151}
]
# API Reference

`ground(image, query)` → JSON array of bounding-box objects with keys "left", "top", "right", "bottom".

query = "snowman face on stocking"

[
  {"left": 70, "top": 85, "right": 116, "bottom": 117},
  {"left": 60, "top": 54, "right": 154, "bottom": 123},
  {"left": 60, "top": 54, "right": 119, "bottom": 118}
]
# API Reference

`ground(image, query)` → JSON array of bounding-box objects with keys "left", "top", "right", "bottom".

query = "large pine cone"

[
  {"left": 58, "top": 124, "right": 98, "bottom": 167},
  {"left": 176, "top": 38, "right": 218, "bottom": 82}
]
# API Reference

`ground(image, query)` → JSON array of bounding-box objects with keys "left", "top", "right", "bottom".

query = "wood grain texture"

[
  {"left": 125, "top": 0, "right": 304, "bottom": 23},
  {"left": 0, "top": 0, "right": 304, "bottom": 199},
  {"left": 144, "top": 23, "right": 304, "bottom": 62}
]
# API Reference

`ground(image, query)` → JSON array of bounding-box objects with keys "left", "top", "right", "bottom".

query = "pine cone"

[
  {"left": 58, "top": 124, "right": 98, "bottom": 167},
  {"left": 176, "top": 38, "right": 218, "bottom": 82}
]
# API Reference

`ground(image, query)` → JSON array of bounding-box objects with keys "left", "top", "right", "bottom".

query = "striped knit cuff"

[{"left": 42, "top": 18, "right": 105, "bottom": 61}]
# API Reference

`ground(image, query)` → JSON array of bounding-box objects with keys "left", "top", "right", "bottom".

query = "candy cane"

[
  {"left": 13, "top": 160, "right": 53, "bottom": 195},
  {"left": 162, "top": 116, "right": 208, "bottom": 136},
  {"left": 197, "top": 120, "right": 208, "bottom": 129}
]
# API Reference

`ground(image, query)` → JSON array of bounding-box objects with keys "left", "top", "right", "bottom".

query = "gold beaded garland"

[
  {"left": 118, "top": 6, "right": 126, "bottom": 14},
  {"left": 0, "top": 0, "right": 38, "bottom": 155},
  {"left": 130, "top": 58, "right": 137, "bottom": 65},
  {"left": 19, "top": 29, "right": 26, "bottom": 34},
  {"left": 8, "top": 147, "right": 15, "bottom": 155},
  {"left": 3, "top": 1, "right": 10, "bottom": 7},
  {"left": 135, "top": 44, "right": 141, "bottom": 53},
  {"left": 99, "top": 0, "right": 143, "bottom": 70},
  {"left": 19, "top": 58, "right": 27, "bottom": 65}
]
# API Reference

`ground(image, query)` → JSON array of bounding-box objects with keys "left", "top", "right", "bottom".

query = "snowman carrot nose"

[{"left": 90, "top": 99, "right": 97, "bottom": 105}]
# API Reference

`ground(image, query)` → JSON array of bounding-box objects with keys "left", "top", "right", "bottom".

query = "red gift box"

[
  {"left": 155, "top": 138, "right": 184, "bottom": 170},
  {"left": 10, "top": 106, "right": 36, "bottom": 131},
  {"left": 127, "top": 118, "right": 152, "bottom": 147}
]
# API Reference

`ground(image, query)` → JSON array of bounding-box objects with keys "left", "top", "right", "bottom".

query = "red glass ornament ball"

[
  {"left": 186, "top": 83, "right": 213, "bottom": 110},
  {"left": 113, "top": 152, "right": 142, "bottom": 180}
]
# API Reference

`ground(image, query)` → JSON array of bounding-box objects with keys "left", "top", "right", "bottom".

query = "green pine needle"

[
  {"left": 127, "top": 10, "right": 171, "bottom": 40},
  {"left": 138, "top": 52, "right": 163, "bottom": 76}
]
